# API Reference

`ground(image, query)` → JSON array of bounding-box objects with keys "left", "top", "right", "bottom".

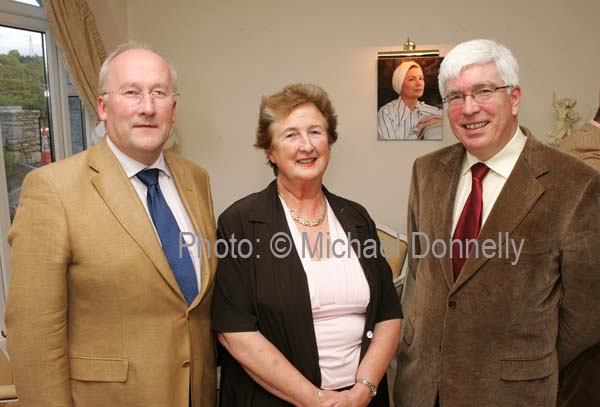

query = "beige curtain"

[{"left": 41, "top": 0, "right": 106, "bottom": 121}]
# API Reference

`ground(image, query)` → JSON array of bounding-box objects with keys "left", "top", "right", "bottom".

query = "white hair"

[{"left": 438, "top": 39, "right": 519, "bottom": 97}]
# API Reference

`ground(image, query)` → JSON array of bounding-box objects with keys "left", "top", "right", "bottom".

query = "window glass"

[
  {"left": 0, "top": 24, "right": 51, "bottom": 223},
  {"left": 11, "top": 0, "right": 41, "bottom": 6}
]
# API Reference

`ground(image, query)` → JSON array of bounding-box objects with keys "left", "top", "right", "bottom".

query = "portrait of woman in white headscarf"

[{"left": 377, "top": 60, "right": 443, "bottom": 140}]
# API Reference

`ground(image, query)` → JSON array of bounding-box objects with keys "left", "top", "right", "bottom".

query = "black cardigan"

[{"left": 211, "top": 180, "right": 402, "bottom": 406}]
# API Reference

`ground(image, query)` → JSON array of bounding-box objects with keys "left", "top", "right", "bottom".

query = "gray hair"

[
  {"left": 438, "top": 39, "right": 519, "bottom": 97},
  {"left": 98, "top": 42, "right": 178, "bottom": 94}
]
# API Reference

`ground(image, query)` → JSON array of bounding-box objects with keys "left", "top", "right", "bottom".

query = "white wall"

[
  {"left": 87, "top": 0, "right": 127, "bottom": 52},
  {"left": 90, "top": 0, "right": 600, "bottom": 233}
]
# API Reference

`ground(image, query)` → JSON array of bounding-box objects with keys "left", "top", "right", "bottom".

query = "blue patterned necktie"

[{"left": 137, "top": 168, "right": 198, "bottom": 304}]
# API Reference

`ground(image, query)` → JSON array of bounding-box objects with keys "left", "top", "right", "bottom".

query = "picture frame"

[{"left": 377, "top": 49, "right": 444, "bottom": 141}]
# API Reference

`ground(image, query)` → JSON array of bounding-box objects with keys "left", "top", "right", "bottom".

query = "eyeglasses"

[
  {"left": 102, "top": 89, "right": 179, "bottom": 105},
  {"left": 443, "top": 84, "right": 513, "bottom": 107}
]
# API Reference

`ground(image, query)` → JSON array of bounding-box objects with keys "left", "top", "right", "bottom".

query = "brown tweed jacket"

[
  {"left": 394, "top": 128, "right": 600, "bottom": 407},
  {"left": 557, "top": 121, "right": 600, "bottom": 406}
]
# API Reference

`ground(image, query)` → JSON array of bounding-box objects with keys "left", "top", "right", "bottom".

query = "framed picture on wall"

[{"left": 377, "top": 55, "right": 444, "bottom": 140}]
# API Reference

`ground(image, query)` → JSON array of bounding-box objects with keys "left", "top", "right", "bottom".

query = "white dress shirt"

[
  {"left": 378, "top": 98, "right": 442, "bottom": 140},
  {"left": 106, "top": 136, "right": 202, "bottom": 289},
  {"left": 451, "top": 127, "right": 527, "bottom": 234}
]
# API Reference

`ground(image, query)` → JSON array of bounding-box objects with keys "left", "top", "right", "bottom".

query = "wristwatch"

[{"left": 357, "top": 378, "right": 377, "bottom": 397}]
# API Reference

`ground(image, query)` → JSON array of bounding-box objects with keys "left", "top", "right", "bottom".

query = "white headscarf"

[{"left": 392, "top": 61, "right": 421, "bottom": 95}]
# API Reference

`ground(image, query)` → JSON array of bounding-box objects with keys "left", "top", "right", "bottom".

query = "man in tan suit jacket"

[
  {"left": 5, "top": 44, "right": 217, "bottom": 406},
  {"left": 394, "top": 39, "right": 600, "bottom": 407},
  {"left": 559, "top": 104, "right": 600, "bottom": 171},
  {"left": 557, "top": 104, "right": 600, "bottom": 406}
]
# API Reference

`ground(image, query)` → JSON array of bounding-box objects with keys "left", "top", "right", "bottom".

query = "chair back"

[{"left": 376, "top": 224, "right": 408, "bottom": 302}]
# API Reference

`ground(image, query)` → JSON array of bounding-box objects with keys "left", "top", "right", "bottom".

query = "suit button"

[
  {"left": 182, "top": 360, "right": 191, "bottom": 367},
  {"left": 366, "top": 330, "right": 374, "bottom": 339},
  {"left": 448, "top": 301, "right": 457, "bottom": 309}
]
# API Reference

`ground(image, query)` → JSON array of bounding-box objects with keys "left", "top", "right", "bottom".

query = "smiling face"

[
  {"left": 401, "top": 66, "right": 425, "bottom": 100},
  {"left": 445, "top": 63, "right": 521, "bottom": 161},
  {"left": 267, "top": 103, "right": 330, "bottom": 188},
  {"left": 97, "top": 49, "right": 176, "bottom": 165}
]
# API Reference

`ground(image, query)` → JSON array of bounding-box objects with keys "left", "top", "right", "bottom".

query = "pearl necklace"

[{"left": 279, "top": 192, "right": 327, "bottom": 227}]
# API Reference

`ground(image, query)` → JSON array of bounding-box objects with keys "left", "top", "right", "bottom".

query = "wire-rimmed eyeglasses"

[
  {"left": 443, "top": 84, "right": 513, "bottom": 107},
  {"left": 102, "top": 88, "right": 179, "bottom": 105}
]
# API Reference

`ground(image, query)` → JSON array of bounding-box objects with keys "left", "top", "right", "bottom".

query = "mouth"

[
  {"left": 133, "top": 123, "right": 159, "bottom": 129},
  {"left": 296, "top": 158, "right": 317, "bottom": 165},
  {"left": 464, "top": 121, "right": 488, "bottom": 130}
]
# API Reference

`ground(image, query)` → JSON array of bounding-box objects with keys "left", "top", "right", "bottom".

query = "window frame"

[{"left": 0, "top": 0, "right": 79, "bottom": 308}]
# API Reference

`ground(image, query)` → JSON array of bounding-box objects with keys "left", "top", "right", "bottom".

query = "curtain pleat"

[{"left": 41, "top": 0, "right": 106, "bottom": 121}]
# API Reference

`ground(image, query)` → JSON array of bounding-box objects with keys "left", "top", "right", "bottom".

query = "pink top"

[{"left": 280, "top": 197, "right": 370, "bottom": 389}]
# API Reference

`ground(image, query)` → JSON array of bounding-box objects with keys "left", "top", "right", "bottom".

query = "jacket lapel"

[
  {"left": 452, "top": 130, "right": 547, "bottom": 292},
  {"left": 324, "top": 189, "right": 371, "bottom": 281},
  {"left": 435, "top": 145, "right": 465, "bottom": 290},
  {"left": 88, "top": 139, "right": 182, "bottom": 297},
  {"left": 165, "top": 152, "right": 217, "bottom": 308}
]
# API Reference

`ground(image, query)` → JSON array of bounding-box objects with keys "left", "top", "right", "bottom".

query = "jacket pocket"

[
  {"left": 69, "top": 355, "right": 128, "bottom": 382},
  {"left": 500, "top": 352, "right": 555, "bottom": 381}
]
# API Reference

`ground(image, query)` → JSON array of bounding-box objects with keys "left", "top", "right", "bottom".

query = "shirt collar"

[
  {"left": 460, "top": 126, "right": 527, "bottom": 178},
  {"left": 106, "top": 135, "right": 171, "bottom": 179}
]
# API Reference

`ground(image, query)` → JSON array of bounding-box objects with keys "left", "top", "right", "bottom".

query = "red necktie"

[{"left": 452, "top": 163, "right": 490, "bottom": 281}]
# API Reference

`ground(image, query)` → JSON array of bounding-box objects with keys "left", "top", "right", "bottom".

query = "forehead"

[
  {"left": 285, "top": 103, "right": 325, "bottom": 123},
  {"left": 272, "top": 103, "right": 326, "bottom": 132},
  {"left": 446, "top": 63, "right": 502, "bottom": 90},
  {"left": 106, "top": 49, "right": 172, "bottom": 87}
]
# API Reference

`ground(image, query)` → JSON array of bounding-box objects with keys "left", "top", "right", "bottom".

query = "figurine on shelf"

[{"left": 547, "top": 93, "right": 580, "bottom": 145}]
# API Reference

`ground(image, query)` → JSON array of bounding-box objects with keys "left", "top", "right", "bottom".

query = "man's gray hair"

[
  {"left": 98, "top": 42, "right": 178, "bottom": 94},
  {"left": 438, "top": 39, "right": 519, "bottom": 97}
]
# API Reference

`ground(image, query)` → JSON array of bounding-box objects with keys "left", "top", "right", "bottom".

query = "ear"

[
  {"left": 97, "top": 95, "right": 108, "bottom": 121},
  {"left": 510, "top": 86, "right": 522, "bottom": 116},
  {"left": 171, "top": 100, "right": 177, "bottom": 123}
]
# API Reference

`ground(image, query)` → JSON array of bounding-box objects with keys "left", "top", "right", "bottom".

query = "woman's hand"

[
  {"left": 415, "top": 115, "right": 443, "bottom": 131},
  {"left": 321, "top": 385, "right": 371, "bottom": 407}
]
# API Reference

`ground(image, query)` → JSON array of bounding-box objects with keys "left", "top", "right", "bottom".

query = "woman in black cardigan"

[{"left": 212, "top": 84, "right": 402, "bottom": 407}]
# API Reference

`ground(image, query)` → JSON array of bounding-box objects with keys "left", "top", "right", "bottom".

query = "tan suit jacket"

[
  {"left": 5, "top": 139, "right": 217, "bottom": 407},
  {"left": 559, "top": 122, "right": 600, "bottom": 171},
  {"left": 395, "top": 129, "right": 600, "bottom": 407}
]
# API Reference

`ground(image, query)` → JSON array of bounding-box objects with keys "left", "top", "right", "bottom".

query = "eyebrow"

[{"left": 281, "top": 124, "right": 325, "bottom": 134}]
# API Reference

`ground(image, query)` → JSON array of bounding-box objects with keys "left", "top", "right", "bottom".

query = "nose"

[
  {"left": 299, "top": 133, "right": 314, "bottom": 152},
  {"left": 461, "top": 94, "right": 481, "bottom": 115},
  {"left": 137, "top": 92, "right": 156, "bottom": 115}
]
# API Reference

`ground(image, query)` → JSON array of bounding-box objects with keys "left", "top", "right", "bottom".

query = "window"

[
  {"left": 0, "top": 0, "right": 90, "bottom": 336},
  {"left": 12, "top": 0, "right": 40, "bottom": 6}
]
